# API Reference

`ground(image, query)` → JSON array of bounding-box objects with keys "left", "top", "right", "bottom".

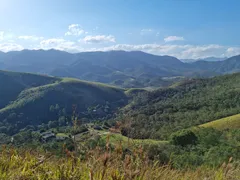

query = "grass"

[
  {"left": 56, "top": 133, "right": 69, "bottom": 138},
  {"left": 0, "top": 146, "right": 239, "bottom": 180},
  {"left": 100, "top": 133, "right": 168, "bottom": 147},
  {"left": 200, "top": 114, "right": 240, "bottom": 130}
]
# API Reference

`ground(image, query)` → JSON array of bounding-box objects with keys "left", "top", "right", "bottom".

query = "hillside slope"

[
  {"left": 122, "top": 73, "right": 240, "bottom": 139},
  {"left": 0, "top": 71, "right": 128, "bottom": 135},
  {"left": 200, "top": 113, "right": 240, "bottom": 130},
  {"left": 191, "top": 55, "right": 240, "bottom": 74},
  {"left": 0, "top": 70, "right": 58, "bottom": 109}
]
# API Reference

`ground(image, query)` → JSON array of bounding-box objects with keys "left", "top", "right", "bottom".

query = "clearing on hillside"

[{"left": 200, "top": 114, "right": 240, "bottom": 130}]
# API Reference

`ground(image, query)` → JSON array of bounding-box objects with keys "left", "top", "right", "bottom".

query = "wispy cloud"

[
  {"left": 1, "top": 35, "right": 239, "bottom": 59},
  {"left": 83, "top": 35, "right": 116, "bottom": 43},
  {"left": 65, "top": 24, "right": 85, "bottom": 36},
  {"left": 81, "top": 44, "right": 229, "bottom": 59},
  {"left": 0, "top": 43, "right": 24, "bottom": 52},
  {"left": 164, "top": 36, "right": 184, "bottom": 42},
  {"left": 226, "top": 47, "right": 240, "bottom": 57},
  {"left": 140, "top": 29, "right": 153, "bottom": 35},
  {"left": 40, "top": 38, "right": 79, "bottom": 52},
  {"left": 18, "top": 35, "right": 44, "bottom": 41}
]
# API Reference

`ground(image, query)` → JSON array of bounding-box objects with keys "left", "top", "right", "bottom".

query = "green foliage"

[
  {"left": 0, "top": 70, "right": 128, "bottom": 135},
  {"left": 170, "top": 129, "right": 198, "bottom": 146},
  {"left": 123, "top": 73, "right": 240, "bottom": 139},
  {"left": 194, "top": 128, "right": 222, "bottom": 147}
]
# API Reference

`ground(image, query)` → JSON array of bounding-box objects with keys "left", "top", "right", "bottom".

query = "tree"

[
  {"left": 48, "top": 121, "right": 58, "bottom": 129},
  {"left": 170, "top": 129, "right": 198, "bottom": 146},
  {"left": 55, "top": 104, "right": 60, "bottom": 110},
  {"left": 58, "top": 116, "right": 66, "bottom": 126},
  {"left": 195, "top": 128, "right": 222, "bottom": 147},
  {"left": 49, "top": 105, "right": 55, "bottom": 112},
  {"left": 0, "top": 126, "right": 7, "bottom": 134}
]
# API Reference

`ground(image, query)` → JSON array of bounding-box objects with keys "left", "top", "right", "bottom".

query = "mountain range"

[{"left": 0, "top": 50, "right": 239, "bottom": 88}]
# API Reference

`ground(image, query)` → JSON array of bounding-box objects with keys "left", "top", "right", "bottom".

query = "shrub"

[{"left": 170, "top": 129, "right": 198, "bottom": 146}]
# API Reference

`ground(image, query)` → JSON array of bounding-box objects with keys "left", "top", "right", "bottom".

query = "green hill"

[
  {"left": 0, "top": 70, "right": 58, "bottom": 109},
  {"left": 0, "top": 70, "right": 128, "bottom": 135},
  {"left": 122, "top": 73, "right": 240, "bottom": 139},
  {"left": 199, "top": 113, "right": 240, "bottom": 130}
]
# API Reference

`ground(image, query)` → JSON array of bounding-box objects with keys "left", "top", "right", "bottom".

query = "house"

[{"left": 40, "top": 131, "right": 56, "bottom": 142}]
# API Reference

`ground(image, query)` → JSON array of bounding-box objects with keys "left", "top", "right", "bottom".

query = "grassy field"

[
  {"left": 200, "top": 114, "right": 240, "bottom": 130},
  {"left": 0, "top": 147, "right": 239, "bottom": 180},
  {"left": 100, "top": 132, "right": 168, "bottom": 147}
]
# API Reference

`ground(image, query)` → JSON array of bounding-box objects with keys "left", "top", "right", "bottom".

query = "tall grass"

[{"left": 0, "top": 142, "right": 239, "bottom": 180}]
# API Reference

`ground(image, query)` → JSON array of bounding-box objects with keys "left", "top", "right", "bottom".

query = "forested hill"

[
  {"left": 1, "top": 70, "right": 240, "bottom": 138},
  {"left": 0, "top": 70, "right": 128, "bottom": 135},
  {"left": 121, "top": 73, "right": 240, "bottom": 140}
]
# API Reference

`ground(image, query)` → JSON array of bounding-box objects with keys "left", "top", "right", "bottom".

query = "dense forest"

[{"left": 120, "top": 73, "right": 240, "bottom": 139}]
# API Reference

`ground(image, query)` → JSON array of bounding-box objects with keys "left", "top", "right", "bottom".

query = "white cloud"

[
  {"left": 0, "top": 31, "right": 4, "bottom": 41},
  {"left": 40, "top": 38, "right": 80, "bottom": 52},
  {"left": 35, "top": 41, "right": 240, "bottom": 59},
  {"left": 0, "top": 43, "right": 24, "bottom": 52},
  {"left": 225, "top": 47, "right": 240, "bottom": 57},
  {"left": 65, "top": 24, "right": 84, "bottom": 36},
  {"left": 1, "top": 35, "right": 240, "bottom": 59},
  {"left": 18, "top": 35, "right": 44, "bottom": 41},
  {"left": 164, "top": 36, "right": 184, "bottom": 42},
  {"left": 180, "top": 44, "right": 224, "bottom": 59},
  {"left": 82, "top": 44, "right": 232, "bottom": 59},
  {"left": 83, "top": 35, "right": 116, "bottom": 43}
]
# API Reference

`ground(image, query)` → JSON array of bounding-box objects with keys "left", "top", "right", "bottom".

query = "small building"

[{"left": 41, "top": 131, "right": 56, "bottom": 142}]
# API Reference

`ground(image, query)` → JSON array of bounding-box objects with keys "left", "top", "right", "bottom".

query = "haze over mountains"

[
  {"left": 181, "top": 57, "right": 227, "bottom": 63},
  {"left": 0, "top": 49, "right": 239, "bottom": 88}
]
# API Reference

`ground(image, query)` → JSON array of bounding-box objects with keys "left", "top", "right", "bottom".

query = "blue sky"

[{"left": 0, "top": 0, "right": 240, "bottom": 59}]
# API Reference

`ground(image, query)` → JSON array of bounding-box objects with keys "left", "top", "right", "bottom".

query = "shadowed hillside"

[{"left": 0, "top": 70, "right": 128, "bottom": 135}]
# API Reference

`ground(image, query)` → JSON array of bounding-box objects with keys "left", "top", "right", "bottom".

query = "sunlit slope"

[{"left": 200, "top": 114, "right": 240, "bottom": 130}]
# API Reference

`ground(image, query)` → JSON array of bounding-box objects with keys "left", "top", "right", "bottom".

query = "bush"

[
  {"left": 146, "top": 143, "right": 175, "bottom": 164},
  {"left": 194, "top": 127, "right": 222, "bottom": 147},
  {"left": 170, "top": 129, "right": 198, "bottom": 146}
]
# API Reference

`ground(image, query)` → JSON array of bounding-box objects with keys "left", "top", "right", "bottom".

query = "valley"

[{"left": 0, "top": 51, "right": 240, "bottom": 179}]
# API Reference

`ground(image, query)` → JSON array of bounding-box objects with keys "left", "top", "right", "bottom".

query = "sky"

[{"left": 0, "top": 0, "right": 240, "bottom": 59}]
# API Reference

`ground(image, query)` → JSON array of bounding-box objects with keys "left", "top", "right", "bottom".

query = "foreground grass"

[
  {"left": 0, "top": 146, "right": 239, "bottom": 180},
  {"left": 200, "top": 114, "right": 240, "bottom": 130}
]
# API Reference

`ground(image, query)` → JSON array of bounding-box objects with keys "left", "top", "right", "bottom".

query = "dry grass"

[{"left": 0, "top": 143, "right": 240, "bottom": 180}]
